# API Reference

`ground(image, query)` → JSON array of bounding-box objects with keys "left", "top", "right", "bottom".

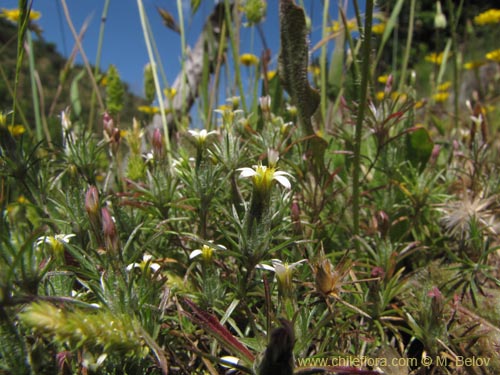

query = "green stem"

[
  {"left": 11, "top": 0, "right": 29, "bottom": 128},
  {"left": 60, "top": 0, "right": 105, "bottom": 113},
  {"left": 319, "top": 0, "right": 329, "bottom": 127},
  {"left": 224, "top": 0, "right": 247, "bottom": 113},
  {"left": 446, "top": 0, "right": 464, "bottom": 130},
  {"left": 89, "top": 0, "right": 110, "bottom": 131},
  {"left": 26, "top": 32, "right": 42, "bottom": 142},
  {"left": 352, "top": 0, "right": 374, "bottom": 248},
  {"left": 137, "top": 0, "right": 172, "bottom": 169},
  {"left": 397, "top": 0, "right": 415, "bottom": 92},
  {"left": 176, "top": 0, "right": 188, "bottom": 117}
]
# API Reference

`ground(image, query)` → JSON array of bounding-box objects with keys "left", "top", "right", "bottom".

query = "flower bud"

[
  {"left": 383, "top": 74, "right": 393, "bottom": 95},
  {"left": 85, "top": 186, "right": 100, "bottom": 216},
  {"left": 434, "top": 1, "right": 447, "bottom": 29},
  {"left": 259, "top": 95, "right": 272, "bottom": 121},
  {"left": 375, "top": 210, "right": 390, "bottom": 238},
  {"left": 428, "top": 286, "right": 444, "bottom": 319},
  {"left": 102, "top": 207, "right": 119, "bottom": 254},
  {"left": 103, "top": 111, "right": 114, "bottom": 138},
  {"left": 152, "top": 128, "right": 164, "bottom": 160},
  {"left": 315, "top": 257, "right": 336, "bottom": 296},
  {"left": 429, "top": 144, "right": 441, "bottom": 166}
]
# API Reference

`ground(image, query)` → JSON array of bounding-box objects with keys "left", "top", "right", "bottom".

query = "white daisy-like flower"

[
  {"left": 36, "top": 233, "right": 76, "bottom": 258},
  {"left": 126, "top": 254, "right": 161, "bottom": 273},
  {"left": 189, "top": 242, "right": 227, "bottom": 263},
  {"left": 238, "top": 163, "right": 292, "bottom": 191},
  {"left": 188, "top": 128, "right": 218, "bottom": 142},
  {"left": 36, "top": 234, "right": 75, "bottom": 249},
  {"left": 257, "top": 259, "right": 307, "bottom": 296}
]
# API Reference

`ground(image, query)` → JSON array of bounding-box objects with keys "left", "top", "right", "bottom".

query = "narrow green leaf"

[{"left": 70, "top": 70, "right": 85, "bottom": 118}]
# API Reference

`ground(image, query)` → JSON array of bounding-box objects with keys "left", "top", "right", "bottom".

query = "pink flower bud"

[
  {"left": 429, "top": 144, "right": 441, "bottom": 165},
  {"left": 375, "top": 210, "right": 390, "bottom": 238},
  {"left": 384, "top": 74, "right": 393, "bottom": 94},
  {"left": 85, "top": 186, "right": 100, "bottom": 215},
  {"left": 152, "top": 128, "right": 164, "bottom": 159},
  {"left": 102, "top": 207, "right": 119, "bottom": 254},
  {"left": 103, "top": 111, "right": 114, "bottom": 138}
]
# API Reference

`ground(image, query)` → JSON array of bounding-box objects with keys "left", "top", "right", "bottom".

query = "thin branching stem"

[
  {"left": 60, "top": 0, "right": 105, "bottom": 113},
  {"left": 89, "top": 0, "right": 111, "bottom": 130},
  {"left": 352, "top": 0, "right": 374, "bottom": 249},
  {"left": 137, "top": 0, "right": 172, "bottom": 169}
]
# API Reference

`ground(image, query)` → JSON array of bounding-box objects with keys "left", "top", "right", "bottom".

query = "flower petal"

[
  {"left": 189, "top": 250, "right": 203, "bottom": 259},
  {"left": 256, "top": 263, "right": 276, "bottom": 272},
  {"left": 237, "top": 168, "right": 257, "bottom": 178},
  {"left": 273, "top": 175, "right": 291, "bottom": 189}
]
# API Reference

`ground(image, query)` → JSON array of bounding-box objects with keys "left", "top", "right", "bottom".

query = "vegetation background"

[{"left": 1, "top": 0, "right": 500, "bottom": 374}]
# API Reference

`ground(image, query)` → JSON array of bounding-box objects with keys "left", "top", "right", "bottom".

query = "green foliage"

[
  {"left": 1, "top": 1, "right": 500, "bottom": 374},
  {"left": 19, "top": 301, "right": 148, "bottom": 358},
  {"left": 105, "top": 65, "right": 125, "bottom": 116}
]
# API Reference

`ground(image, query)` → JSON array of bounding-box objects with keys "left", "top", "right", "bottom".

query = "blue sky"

[{"left": 4, "top": 1, "right": 363, "bottom": 98}]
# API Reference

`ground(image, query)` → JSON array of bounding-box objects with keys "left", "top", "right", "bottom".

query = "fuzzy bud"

[
  {"left": 102, "top": 207, "right": 119, "bottom": 254},
  {"left": 152, "top": 128, "right": 164, "bottom": 160},
  {"left": 259, "top": 95, "right": 272, "bottom": 121},
  {"left": 384, "top": 74, "right": 393, "bottom": 95},
  {"left": 103, "top": 111, "right": 114, "bottom": 138},
  {"left": 375, "top": 210, "right": 390, "bottom": 238},
  {"left": 85, "top": 186, "right": 100, "bottom": 216}
]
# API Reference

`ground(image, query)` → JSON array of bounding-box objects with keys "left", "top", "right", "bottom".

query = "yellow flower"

[
  {"left": 7, "top": 124, "right": 26, "bottom": 137},
  {"left": 137, "top": 105, "right": 160, "bottom": 114},
  {"left": 239, "top": 53, "right": 259, "bottom": 67},
  {"left": 433, "top": 92, "right": 450, "bottom": 103},
  {"left": 99, "top": 75, "right": 108, "bottom": 87},
  {"left": 266, "top": 70, "right": 277, "bottom": 80},
  {"left": 217, "top": 104, "right": 232, "bottom": 112},
  {"left": 327, "top": 20, "right": 341, "bottom": 33},
  {"left": 377, "top": 74, "right": 389, "bottom": 84},
  {"left": 327, "top": 20, "right": 357, "bottom": 33},
  {"left": 437, "top": 81, "right": 451, "bottom": 92},
  {"left": 17, "top": 195, "right": 29, "bottom": 204},
  {"left": 485, "top": 48, "right": 500, "bottom": 63},
  {"left": 308, "top": 65, "right": 320, "bottom": 77},
  {"left": 425, "top": 52, "right": 445, "bottom": 65},
  {"left": 1, "top": 8, "right": 41, "bottom": 22},
  {"left": 164, "top": 87, "right": 177, "bottom": 100},
  {"left": 375, "top": 91, "right": 385, "bottom": 101},
  {"left": 474, "top": 9, "right": 500, "bottom": 26},
  {"left": 414, "top": 100, "right": 426, "bottom": 109},
  {"left": 463, "top": 60, "right": 486, "bottom": 70},
  {"left": 372, "top": 23, "right": 386, "bottom": 35},
  {"left": 391, "top": 91, "right": 407, "bottom": 102}
]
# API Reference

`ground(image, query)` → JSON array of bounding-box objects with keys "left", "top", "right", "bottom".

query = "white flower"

[
  {"left": 36, "top": 233, "right": 75, "bottom": 257},
  {"left": 189, "top": 242, "right": 227, "bottom": 263},
  {"left": 238, "top": 163, "right": 292, "bottom": 190},
  {"left": 60, "top": 108, "right": 72, "bottom": 131},
  {"left": 259, "top": 95, "right": 271, "bottom": 113},
  {"left": 36, "top": 233, "right": 75, "bottom": 249},
  {"left": 126, "top": 254, "right": 161, "bottom": 273},
  {"left": 257, "top": 259, "right": 307, "bottom": 296},
  {"left": 188, "top": 128, "right": 218, "bottom": 141}
]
